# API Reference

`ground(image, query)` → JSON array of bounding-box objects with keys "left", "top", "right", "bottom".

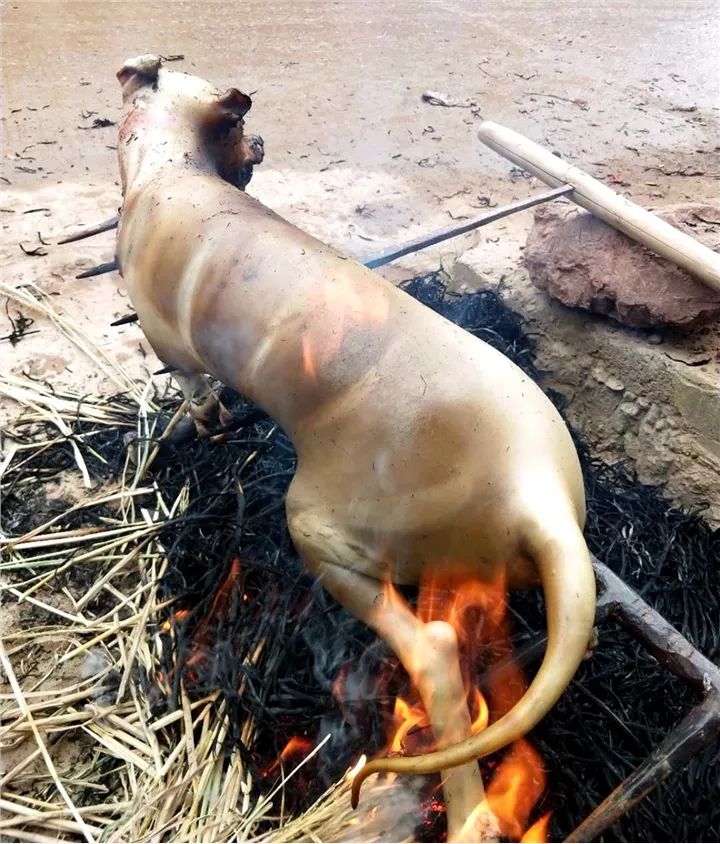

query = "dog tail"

[{"left": 351, "top": 517, "right": 596, "bottom": 808}]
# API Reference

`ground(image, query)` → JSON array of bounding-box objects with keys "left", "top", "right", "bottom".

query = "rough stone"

[
  {"left": 452, "top": 244, "right": 720, "bottom": 528},
  {"left": 524, "top": 203, "right": 720, "bottom": 329}
]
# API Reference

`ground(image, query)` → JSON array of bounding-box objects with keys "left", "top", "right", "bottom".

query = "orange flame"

[
  {"left": 342, "top": 570, "right": 550, "bottom": 842},
  {"left": 264, "top": 735, "right": 315, "bottom": 778},
  {"left": 522, "top": 812, "right": 552, "bottom": 843},
  {"left": 191, "top": 557, "right": 241, "bottom": 649},
  {"left": 388, "top": 696, "right": 427, "bottom": 755},
  {"left": 160, "top": 608, "right": 190, "bottom": 632},
  {"left": 159, "top": 558, "right": 243, "bottom": 688},
  {"left": 484, "top": 739, "right": 547, "bottom": 840},
  {"left": 469, "top": 686, "right": 490, "bottom": 734}
]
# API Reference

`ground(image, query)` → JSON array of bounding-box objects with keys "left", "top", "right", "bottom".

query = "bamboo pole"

[{"left": 478, "top": 121, "right": 720, "bottom": 292}]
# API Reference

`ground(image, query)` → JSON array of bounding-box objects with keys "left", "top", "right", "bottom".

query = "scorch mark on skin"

[{"left": 114, "top": 54, "right": 595, "bottom": 842}]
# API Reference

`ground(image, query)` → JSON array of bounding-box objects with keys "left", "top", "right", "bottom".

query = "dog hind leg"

[{"left": 299, "top": 554, "right": 498, "bottom": 842}]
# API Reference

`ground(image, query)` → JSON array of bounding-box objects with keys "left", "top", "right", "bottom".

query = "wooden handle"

[{"left": 478, "top": 121, "right": 720, "bottom": 293}]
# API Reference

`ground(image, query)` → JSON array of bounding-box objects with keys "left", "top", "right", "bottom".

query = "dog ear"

[
  {"left": 214, "top": 88, "right": 253, "bottom": 125},
  {"left": 117, "top": 54, "right": 162, "bottom": 93}
]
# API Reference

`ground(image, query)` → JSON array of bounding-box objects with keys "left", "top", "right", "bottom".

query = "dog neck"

[{"left": 118, "top": 103, "right": 215, "bottom": 198}]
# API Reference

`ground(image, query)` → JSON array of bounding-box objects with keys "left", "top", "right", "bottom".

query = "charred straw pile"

[{"left": 1, "top": 271, "right": 719, "bottom": 842}]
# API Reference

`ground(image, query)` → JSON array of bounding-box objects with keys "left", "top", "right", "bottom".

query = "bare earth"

[
  {"left": 0, "top": 0, "right": 718, "bottom": 826},
  {"left": 1, "top": 0, "right": 718, "bottom": 400}
]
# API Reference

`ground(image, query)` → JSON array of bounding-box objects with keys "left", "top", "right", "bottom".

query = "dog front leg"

[
  {"left": 297, "top": 554, "right": 498, "bottom": 842},
  {"left": 173, "top": 372, "right": 232, "bottom": 439}
]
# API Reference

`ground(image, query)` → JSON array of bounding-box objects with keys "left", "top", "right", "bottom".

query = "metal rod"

[
  {"left": 563, "top": 559, "right": 720, "bottom": 841},
  {"left": 592, "top": 559, "right": 720, "bottom": 695},
  {"left": 57, "top": 216, "right": 119, "bottom": 244},
  {"left": 565, "top": 692, "right": 720, "bottom": 842},
  {"left": 363, "top": 184, "right": 573, "bottom": 269},
  {"left": 76, "top": 261, "right": 118, "bottom": 279},
  {"left": 110, "top": 313, "right": 139, "bottom": 327},
  {"left": 69, "top": 185, "right": 571, "bottom": 280}
]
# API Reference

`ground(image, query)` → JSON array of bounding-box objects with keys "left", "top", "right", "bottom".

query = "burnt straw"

[{"left": 4, "top": 270, "right": 719, "bottom": 842}]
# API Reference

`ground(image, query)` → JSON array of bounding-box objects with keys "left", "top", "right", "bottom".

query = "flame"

[
  {"left": 160, "top": 608, "right": 190, "bottom": 633},
  {"left": 158, "top": 558, "right": 243, "bottom": 689},
  {"left": 389, "top": 696, "right": 427, "bottom": 754},
  {"left": 280, "top": 735, "right": 314, "bottom": 762},
  {"left": 169, "top": 558, "right": 324, "bottom": 785},
  {"left": 521, "top": 812, "right": 552, "bottom": 843},
  {"left": 190, "top": 557, "right": 241, "bottom": 651},
  {"left": 336, "top": 569, "right": 550, "bottom": 842},
  {"left": 484, "top": 739, "right": 546, "bottom": 841},
  {"left": 264, "top": 735, "right": 315, "bottom": 778},
  {"left": 468, "top": 686, "right": 489, "bottom": 734}
]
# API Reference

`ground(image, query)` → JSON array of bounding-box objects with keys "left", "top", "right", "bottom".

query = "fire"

[
  {"left": 160, "top": 608, "right": 190, "bottom": 632},
  {"left": 159, "top": 558, "right": 242, "bottom": 684},
  {"left": 468, "top": 686, "right": 489, "bottom": 734},
  {"left": 483, "top": 739, "right": 546, "bottom": 840},
  {"left": 522, "top": 812, "right": 552, "bottom": 843},
  {"left": 389, "top": 696, "right": 427, "bottom": 755},
  {"left": 264, "top": 735, "right": 315, "bottom": 778},
  {"left": 340, "top": 570, "right": 551, "bottom": 843}
]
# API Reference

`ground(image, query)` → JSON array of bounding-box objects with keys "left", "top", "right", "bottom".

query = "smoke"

[
  {"left": 81, "top": 648, "right": 121, "bottom": 705},
  {"left": 339, "top": 776, "right": 426, "bottom": 843}
]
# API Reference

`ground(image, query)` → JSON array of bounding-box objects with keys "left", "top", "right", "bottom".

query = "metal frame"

[
  {"left": 565, "top": 560, "right": 720, "bottom": 841},
  {"left": 57, "top": 190, "right": 720, "bottom": 839}
]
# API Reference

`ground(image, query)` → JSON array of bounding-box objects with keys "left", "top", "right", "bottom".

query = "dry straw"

[{"left": 0, "top": 289, "right": 369, "bottom": 842}]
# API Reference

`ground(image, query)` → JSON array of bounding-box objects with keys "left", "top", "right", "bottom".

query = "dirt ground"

[
  {"left": 0, "top": 3, "right": 718, "bottom": 835},
  {"left": 2, "top": 0, "right": 719, "bottom": 398}
]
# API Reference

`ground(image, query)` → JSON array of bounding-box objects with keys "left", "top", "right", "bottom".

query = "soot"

[{"left": 5, "top": 271, "right": 718, "bottom": 842}]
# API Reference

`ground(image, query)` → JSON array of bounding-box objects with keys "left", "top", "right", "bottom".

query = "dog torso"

[{"left": 118, "top": 170, "right": 585, "bottom": 587}]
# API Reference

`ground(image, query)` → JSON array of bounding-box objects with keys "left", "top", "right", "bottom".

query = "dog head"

[{"left": 117, "top": 55, "right": 264, "bottom": 191}]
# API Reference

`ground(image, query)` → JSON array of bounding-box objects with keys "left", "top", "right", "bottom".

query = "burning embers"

[
  {"left": 160, "top": 553, "right": 548, "bottom": 841},
  {"left": 332, "top": 572, "right": 551, "bottom": 842},
  {"left": 158, "top": 558, "right": 249, "bottom": 688}
]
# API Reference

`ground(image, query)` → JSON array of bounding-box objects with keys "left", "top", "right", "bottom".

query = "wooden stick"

[
  {"left": 567, "top": 559, "right": 720, "bottom": 840},
  {"left": 478, "top": 121, "right": 720, "bottom": 292},
  {"left": 565, "top": 692, "right": 720, "bottom": 842},
  {"left": 592, "top": 560, "right": 720, "bottom": 694}
]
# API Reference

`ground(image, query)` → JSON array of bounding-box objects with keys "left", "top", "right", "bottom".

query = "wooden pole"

[{"left": 478, "top": 121, "right": 720, "bottom": 293}]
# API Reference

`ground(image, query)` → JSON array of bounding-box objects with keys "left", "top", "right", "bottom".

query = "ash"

[
  {"left": 6, "top": 271, "right": 718, "bottom": 842},
  {"left": 154, "top": 272, "right": 719, "bottom": 841}
]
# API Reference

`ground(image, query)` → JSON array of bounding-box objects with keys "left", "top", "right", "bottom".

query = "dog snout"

[{"left": 246, "top": 134, "right": 265, "bottom": 165}]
